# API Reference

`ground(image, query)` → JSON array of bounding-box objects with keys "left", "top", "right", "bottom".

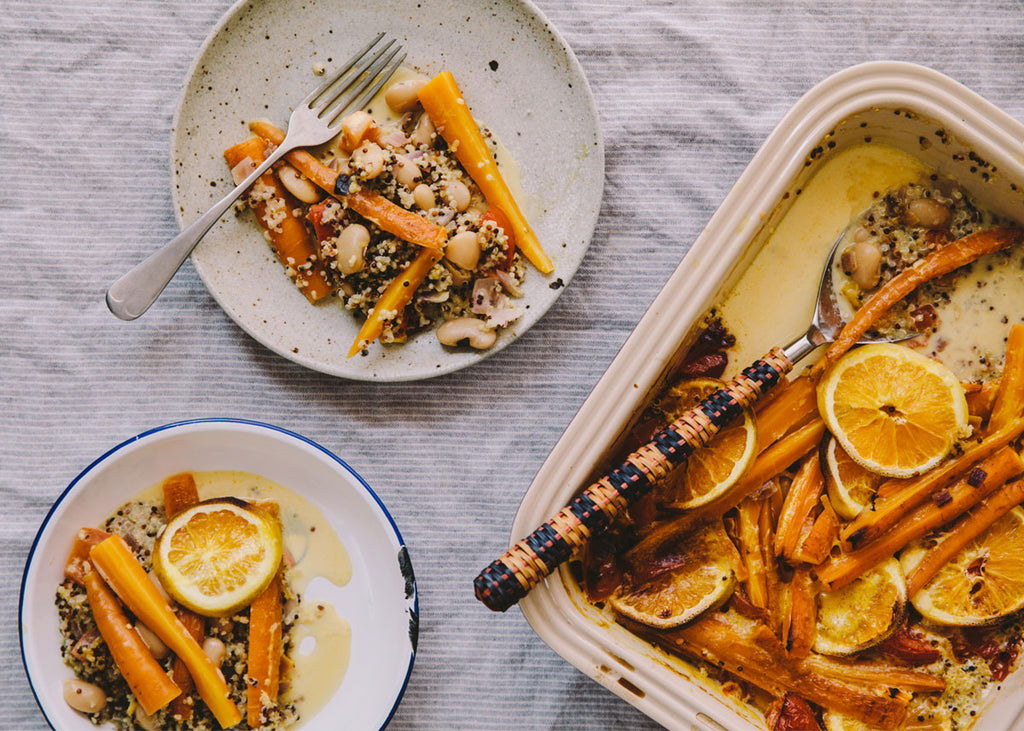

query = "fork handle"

[
  {"left": 105, "top": 143, "right": 291, "bottom": 321},
  {"left": 473, "top": 347, "right": 794, "bottom": 612}
]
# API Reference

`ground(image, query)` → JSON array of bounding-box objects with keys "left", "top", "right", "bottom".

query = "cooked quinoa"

[{"left": 56, "top": 499, "right": 299, "bottom": 730}]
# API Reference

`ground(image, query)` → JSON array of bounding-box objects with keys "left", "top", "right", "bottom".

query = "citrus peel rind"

[
  {"left": 153, "top": 498, "right": 283, "bottom": 618},
  {"left": 902, "top": 507, "right": 1024, "bottom": 627},
  {"left": 817, "top": 344, "right": 969, "bottom": 478},
  {"left": 609, "top": 522, "right": 738, "bottom": 629},
  {"left": 813, "top": 557, "right": 907, "bottom": 656},
  {"left": 658, "top": 378, "right": 758, "bottom": 510},
  {"left": 822, "top": 437, "right": 886, "bottom": 521}
]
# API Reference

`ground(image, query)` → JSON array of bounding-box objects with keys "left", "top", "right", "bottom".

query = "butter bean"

[
  {"left": 202, "top": 636, "right": 227, "bottom": 667},
  {"left": 336, "top": 223, "right": 370, "bottom": 275},
  {"left": 445, "top": 231, "right": 481, "bottom": 270},
  {"left": 446, "top": 180, "right": 471, "bottom": 211},
  {"left": 63, "top": 679, "right": 107, "bottom": 714},
  {"left": 411, "top": 113, "right": 436, "bottom": 147},
  {"left": 841, "top": 239, "right": 883, "bottom": 290},
  {"left": 437, "top": 317, "right": 497, "bottom": 349},
  {"left": 393, "top": 156, "right": 422, "bottom": 189},
  {"left": 277, "top": 163, "right": 321, "bottom": 204},
  {"left": 384, "top": 79, "right": 427, "bottom": 113},
  {"left": 351, "top": 142, "right": 385, "bottom": 180},
  {"left": 135, "top": 621, "right": 170, "bottom": 660},
  {"left": 907, "top": 197, "right": 952, "bottom": 229},
  {"left": 413, "top": 183, "right": 436, "bottom": 210}
]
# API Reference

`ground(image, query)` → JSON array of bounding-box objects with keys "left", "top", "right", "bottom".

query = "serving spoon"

[{"left": 474, "top": 230, "right": 903, "bottom": 612}]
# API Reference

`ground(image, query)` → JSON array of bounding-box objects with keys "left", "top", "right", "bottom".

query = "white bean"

[
  {"left": 445, "top": 231, "right": 481, "bottom": 270},
  {"left": 351, "top": 142, "right": 385, "bottom": 180},
  {"left": 907, "top": 197, "right": 951, "bottom": 229},
  {"left": 336, "top": 223, "right": 371, "bottom": 275},
  {"left": 413, "top": 183, "right": 436, "bottom": 210},
  {"left": 63, "top": 679, "right": 107, "bottom": 714},
  {"left": 135, "top": 705, "right": 160, "bottom": 731},
  {"left": 202, "top": 636, "right": 227, "bottom": 667},
  {"left": 411, "top": 113, "right": 436, "bottom": 147},
  {"left": 384, "top": 79, "right": 427, "bottom": 113},
  {"left": 841, "top": 240, "right": 883, "bottom": 290},
  {"left": 277, "top": 164, "right": 321, "bottom": 204},
  {"left": 436, "top": 317, "right": 497, "bottom": 349},
  {"left": 393, "top": 156, "right": 422, "bottom": 189},
  {"left": 446, "top": 180, "right": 472, "bottom": 211},
  {"left": 135, "top": 621, "right": 170, "bottom": 660}
]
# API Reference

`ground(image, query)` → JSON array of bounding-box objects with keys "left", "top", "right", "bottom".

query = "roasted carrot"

[
  {"left": 790, "top": 497, "right": 840, "bottom": 566},
  {"left": 753, "top": 376, "right": 818, "bottom": 453},
  {"left": 843, "top": 416, "right": 1024, "bottom": 545},
  {"left": 247, "top": 120, "right": 447, "bottom": 250},
  {"left": 966, "top": 379, "right": 1000, "bottom": 423},
  {"left": 782, "top": 568, "right": 817, "bottom": 659},
  {"left": 223, "top": 137, "right": 333, "bottom": 304},
  {"left": 347, "top": 246, "right": 443, "bottom": 356},
  {"left": 89, "top": 535, "right": 242, "bottom": 729},
  {"left": 737, "top": 497, "right": 769, "bottom": 609},
  {"left": 775, "top": 454, "right": 824, "bottom": 559},
  {"left": 247, "top": 572, "right": 283, "bottom": 728},
  {"left": 417, "top": 71, "right": 553, "bottom": 274},
  {"left": 64, "top": 527, "right": 112, "bottom": 585},
  {"left": 82, "top": 570, "right": 181, "bottom": 715},
  {"left": 989, "top": 324, "right": 1024, "bottom": 432},
  {"left": 813, "top": 227, "right": 1024, "bottom": 376},
  {"left": 905, "top": 478, "right": 1024, "bottom": 597},
  {"left": 737, "top": 418, "right": 827, "bottom": 502},
  {"left": 818, "top": 447, "right": 1024, "bottom": 591},
  {"left": 161, "top": 472, "right": 205, "bottom": 723}
]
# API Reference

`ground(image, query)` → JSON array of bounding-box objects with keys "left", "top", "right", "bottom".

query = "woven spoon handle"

[{"left": 474, "top": 347, "right": 793, "bottom": 612}]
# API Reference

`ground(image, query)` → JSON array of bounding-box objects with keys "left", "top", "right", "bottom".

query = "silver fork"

[{"left": 106, "top": 34, "right": 405, "bottom": 320}]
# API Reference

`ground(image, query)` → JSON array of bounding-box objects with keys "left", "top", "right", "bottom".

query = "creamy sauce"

[
  {"left": 135, "top": 470, "right": 353, "bottom": 727},
  {"left": 718, "top": 144, "right": 930, "bottom": 377}
]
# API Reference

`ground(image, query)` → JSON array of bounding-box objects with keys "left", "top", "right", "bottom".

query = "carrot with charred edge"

[
  {"left": 966, "top": 379, "right": 1000, "bottom": 423},
  {"left": 348, "top": 247, "right": 443, "bottom": 356},
  {"left": 223, "top": 137, "right": 332, "bottom": 304},
  {"left": 417, "top": 71, "right": 553, "bottom": 274},
  {"left": 247, "top": 120, "right": 447, "bottom": 250},
  {"left": 89, "top": 535, "right": 242, "bottom": 729},
  {"left": 629, "top": 611, "right": 916, "bottom": 729},
  {"left": 754, "top": 376, "right": 818, "bottom": 453},
  {"left": 790, "top": 497, "right": 840, "bottom": 566},
  {"left": 162, "top": 472, "right": 205, "bottom": 723},
  {"left": 247, "top": 572, "right": 283, "bottom": 728},
  {"left": 817, "top": 447, "right": 1024, "bottom": 591},
  {"left": 812, "top": 227, "right": 1024, "bottom": 377},
  {"left": 64, "top": 527, "right": 113, "bottom": 585},
  {"left": 906, "top": 478, "right": 1024, "bottom": 597},
  {"left": 775, "top": 454, "right": 824, "bottom": 559},
  {"left": 844, "top": 416, "right": 1024, "bottom": 542},
  {"left": 759, "top": 488, "right": 786, "bottom": 639},
  {"left": 737, "top": 498, "right": 769, "bottom": 609},
  {"left": 82, "top": 570, "right": 181, "bottom": 715},
  {"left": 782, "top": 568, "right": 817, "bottom": 659},
  {"left": 989, "top": 324, "right": 1024, "bottom": 432}
]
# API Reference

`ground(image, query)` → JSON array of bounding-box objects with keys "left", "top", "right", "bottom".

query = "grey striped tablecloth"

[{"left": 3, "top": 1, "right": 1024, "bottom": 728}]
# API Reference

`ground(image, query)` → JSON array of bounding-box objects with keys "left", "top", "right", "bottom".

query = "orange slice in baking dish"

[
  {"left": 817, "top": 343, "right": 969, "bottom": 478},
  {"left": 153, "top": 498, "right": 282, "bottom": 617},
  {"left": 656, "top": 378, "right": 758, "bottom": 510}
]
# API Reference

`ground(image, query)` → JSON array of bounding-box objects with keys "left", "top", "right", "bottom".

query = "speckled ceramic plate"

[
  {"left": 170, "top": 0, "right": 603, "bottom": 381},
  {"left": 21, "top": 419, "right": 418, "bottom": 730}
]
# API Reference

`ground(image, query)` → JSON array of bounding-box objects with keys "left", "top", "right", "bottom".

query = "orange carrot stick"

[
  {"left": 83, "top": 570, "right": 181, "bottom": 715},
  {"left": 247, "top": 120, "right": 447, "bottom": 250},
  {"left": 906, "top": 478, "right": 1024, "bottom": 597},
  {"left": 246, "top": 572, "right": 283, "bottom": 728},
  {"left": 782, "top": 568, "right": 817, "bottom": 659},
  {"left": 417, "top": 71, "right": 553, "bottom": 274},
  {"left": 347, "top": 246, "right": 443, "bottom": 356},
  {"left": 64, "top": 527, "right": 113, "bottom": 585},
  {"left": 989, "top": 324, "right": 1024, "bottom": 432},
  {"left": 162, "top": 472, "right": 201, "bottom": 518},
  {"left": 224, "top": 137, "right": 333, "bottom": 303},
  {"left": 775, "top": 454, "right": 824, "bottom": 559},
  {"left": 817, "top": 447, "right": 1024, "bottom": 591},
  {"left": 754, "top": 376, "right": 818, "bottom": 452},
  {"left": 813, "top": 227, "right": 1024, "bottom": 376},
  {"left": 90, "top": 535, "right": 242, "bottom": 729}
]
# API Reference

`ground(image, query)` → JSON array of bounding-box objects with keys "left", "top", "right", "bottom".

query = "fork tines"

[{"left": 307, "top": 33, "right": 406, "bottom": 123}]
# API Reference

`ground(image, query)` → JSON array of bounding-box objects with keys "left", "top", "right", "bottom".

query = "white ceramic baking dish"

[{"left": 513, "top": 61, "right": 1024, "bottom": 730}]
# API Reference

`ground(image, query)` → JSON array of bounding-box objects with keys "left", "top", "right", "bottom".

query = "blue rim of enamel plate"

[{"left": 20, "top": 417, "right": 418, "bottom": 730}]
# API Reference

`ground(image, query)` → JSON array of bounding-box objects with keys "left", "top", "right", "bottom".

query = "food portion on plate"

[
  {"left": 575, "top": 153, "right": 1024, "bottom": 730},
  {"left": 56, "top": 470, "right": 352, "bottom": 730},
  {"left": 225, "top": 66, "right": 549, "bottom": 358}
]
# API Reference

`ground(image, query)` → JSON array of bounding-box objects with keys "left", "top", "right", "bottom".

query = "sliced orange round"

[
  {"left": 902, "top": 506, "right": 1024, "bottom": 626},
  {"left": 153, "top": 498, "right": 283, "bottom": 617},
  {"left": 817, "top": 343, "right": 969, "bottom": 478},
  {"left": 822, "top": 437, "right": 885, "bottom": 520},
  {"left": 657, "top": 378, "right": 757, "bottom": 509},
  {"left": 609, "top": 521, "right": 738, "bottom": 628},
  {"left": 813, "top": 557, "right": 907, "bottom": 655}
]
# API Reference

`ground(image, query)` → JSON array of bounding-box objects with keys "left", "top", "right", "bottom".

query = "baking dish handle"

[{"left": 474, "top": 346, "right": 794, "bottom": 612}]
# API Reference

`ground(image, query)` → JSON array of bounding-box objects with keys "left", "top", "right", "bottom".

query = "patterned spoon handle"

[{"left": 474, "top": 346, "right": 793, "bottom": 612}]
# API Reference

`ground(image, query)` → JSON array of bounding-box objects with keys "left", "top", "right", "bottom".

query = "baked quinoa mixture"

[{"left": 56, "top": 498, "right": 299, "bottom": 730}]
